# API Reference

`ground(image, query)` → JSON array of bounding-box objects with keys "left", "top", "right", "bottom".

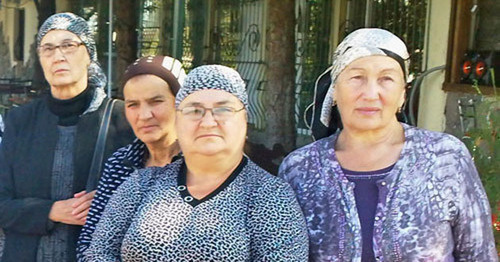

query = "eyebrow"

[
  {"left": 146, "top": 95, "right": 165, "bottom": 101},
  {"left": 125, "top": 95, "right": 165, "bottom": 103},
  {"left": 184, "top": 100, "right": 234, "bottom": 107},
  {"left": 346, "top": 67, "right": 400, "bottom": 74},
  {"left": 40, "top": 38, "right": 78, "bottom": 45},
  {"left": 380, "top": 68, "right": 401, "bottom": 74}
]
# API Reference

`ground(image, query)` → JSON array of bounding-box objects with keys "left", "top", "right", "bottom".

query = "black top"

[
  {"left": 0, "top": 95, "right": 134, "bottom": 262},
  {"left": 47, "top": 86, "right": 95, "bottom": 126}
]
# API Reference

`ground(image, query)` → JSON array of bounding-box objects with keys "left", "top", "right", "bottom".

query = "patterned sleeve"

[
  {"left": 76, "top": 148, "right": 131, "bottom": 260},
  {"left": 249, "top": 176, "right": 309, "bottom": 261},
  {"left": 452, "top": 142, "right": 499, "bottom": 261},
  {"left": 80, "top": 169, "right": 147, "bottom": 262}
]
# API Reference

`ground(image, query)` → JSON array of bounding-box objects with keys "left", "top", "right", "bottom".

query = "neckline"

[
  {"left": 328, "top": 123, "right": 412, "bottom": 183},
  {"left": 341, "top": 163, "right": 396, "bottom": 176},
  {"left": 177, "top": 157, "right": 248, "bottom": 207}
]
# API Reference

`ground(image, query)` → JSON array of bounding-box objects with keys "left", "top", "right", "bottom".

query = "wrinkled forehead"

[
  {"left": 336, "top": 28, "right": 409, "bottom": 60},
  {"left": 39, "top": 29, "right": 81, "bottom": 45},
  {"left": 180, "top": 89, "right": 244, "bottom": 107}
]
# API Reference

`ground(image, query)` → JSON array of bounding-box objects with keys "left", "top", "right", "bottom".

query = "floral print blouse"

[{"left": 279, "top": 123, "right": 498, "bottom": 262}]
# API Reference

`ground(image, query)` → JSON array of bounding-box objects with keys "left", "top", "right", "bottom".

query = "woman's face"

[
  {"left": 124, "top": 75, "right": 176, "bottom": 146},
  {"left": 175, "top": 89, "right": 247, "bottom": 157},
  {"left": 39, "top": 30, "right": 90, "bottom": 98},
  {"left": 334, "top": 55, "right": 406, "bottom": 132}
]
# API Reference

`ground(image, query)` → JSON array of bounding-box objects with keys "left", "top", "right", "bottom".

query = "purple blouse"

[{"left": 279, "top": 123, "right": 498, "bottom": 262}]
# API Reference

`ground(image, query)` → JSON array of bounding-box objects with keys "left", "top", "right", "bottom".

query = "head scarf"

[
  {"left": 317, "top": 28, "right": 410, "bottom": 131},
  {"left": 175, "top": 65, "right": 248, "bottom": 108},
  {"left": 37, "top": 12, "right": 107, "bottom": 90},
  {"left": 122, "top": 56, "right": 187, "bottom": 96}
]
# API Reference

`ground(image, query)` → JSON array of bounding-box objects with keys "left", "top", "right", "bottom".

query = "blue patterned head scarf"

[
  {"left": 37, "top": 12, "right": 107, "bottom": 90},
  {"left": 175, "top": 65, "right": 248, "bottom": 108},
  {"left": 319, "top": 28, "right": 410, "bottom": 127}
]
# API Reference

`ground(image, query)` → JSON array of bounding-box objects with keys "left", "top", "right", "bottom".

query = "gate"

[
  {"left": 183, "top": 0, "right": 268, "bottom": 130},
  {"left": 294, "top": 0, "right": 333, "bottom": 140}
]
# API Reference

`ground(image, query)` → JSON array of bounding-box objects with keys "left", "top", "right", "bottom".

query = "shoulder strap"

[{"left": 86, "top": 98, "right": 116, "bottom": 192}]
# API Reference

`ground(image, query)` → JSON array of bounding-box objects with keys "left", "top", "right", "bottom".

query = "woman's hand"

[{"left": 48, "top": 190, "right": 96, "bottom": 225}]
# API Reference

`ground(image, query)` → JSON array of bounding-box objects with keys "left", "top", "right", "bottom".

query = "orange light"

[
  {"left": 475, "top": 60, "right": 486, "bottom": 78},
  {"left": 462, "top": 60, "right": 472, "bottom": 75}
]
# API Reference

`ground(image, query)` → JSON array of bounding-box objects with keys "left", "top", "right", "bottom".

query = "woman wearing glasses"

[
  {"left": 0, "top": 13, "right": 132, "bottom": 262},
  {"left": 82, "top": 65, "right": 308, "bottom": 261}
]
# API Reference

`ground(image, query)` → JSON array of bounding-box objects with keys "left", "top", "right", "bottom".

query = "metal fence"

[
  {"left": 295, "top": 0, "right": 333, "bottom": 137},
  {"left": 182, "top": 0, "right": 268, "bottom": 130},
  {"left": 138, "top": 0, "right": 165, "bottom": 56},
  {"left": 75, "top": 0, "right": 428, "bottom": 142},
  {"left": 345, "top": 0, "right": 428, "bottom": 75}
]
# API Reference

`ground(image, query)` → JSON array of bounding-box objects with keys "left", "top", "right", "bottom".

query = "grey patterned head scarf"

[
  {"left": 320, "top": 28, "right": 410, "bottom": 127},
  {"left": 37, "top": 12, "right": 107, "bottom": 90},
  {"left": 175, "top": 65, "right": 248, "bottom": 108}
]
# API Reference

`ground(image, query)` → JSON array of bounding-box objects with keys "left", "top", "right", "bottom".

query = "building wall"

[
  {"left": 443, "top": 0, "right": 500, "bottom": 137},
  {"left": 417, "top": 0, "right": 452, "bottom": 132},
  {"left": 0, "top": 1, "right": 38, "bottom": 77}
]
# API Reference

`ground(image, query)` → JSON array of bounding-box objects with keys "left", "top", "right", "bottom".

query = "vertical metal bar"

[
  {"left": 365, "top": 0, "right": 373, "bottom": 27},
  {"left": 107, "top": 0, "right": 113, "bottom": 97},
  {"left": 172, "top": 0, "right": 180, "bottom": 58},
  {"left": 469, "top": 0, "right": 478, "bottom": 49},
  {"left": 172, "top": 0, "right": 185, "bottom": 59}
]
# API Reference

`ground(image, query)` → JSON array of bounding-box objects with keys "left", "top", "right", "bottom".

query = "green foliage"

[{"left": 462, "top": 71, "right": 500, "bottom": 254}]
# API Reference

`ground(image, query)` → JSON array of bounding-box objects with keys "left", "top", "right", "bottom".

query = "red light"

[
  {"left": 462, "top": 60, "right": 472, "bottom": 75},
  {"left": 475, "top": 60, "right": 486, "bottom": 78}
]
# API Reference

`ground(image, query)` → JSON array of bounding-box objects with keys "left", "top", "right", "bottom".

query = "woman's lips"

[
  {"left": 355, "top": 107, "right": 380, "bottom": 115},
  {"left": 139, "top": 125, "right": 158, "bottom": 132},
  {"left": 196, "top": 134, "right": 221, "bottom": 139},
  {"left": 54, "top": 69, "right": 69, "bottom": 74}
]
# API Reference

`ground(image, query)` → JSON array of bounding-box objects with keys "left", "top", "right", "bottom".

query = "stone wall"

[{"left": 0, "top": 22, "right": 13, "bottom": 78}]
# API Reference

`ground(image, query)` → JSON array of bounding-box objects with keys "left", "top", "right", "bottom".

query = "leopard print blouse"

[{"left": 82, "top": 157, "right": 308, "bottom": 261}]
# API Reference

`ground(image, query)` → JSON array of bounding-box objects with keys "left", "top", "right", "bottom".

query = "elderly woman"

[
  {"left": 82, "top": 65, "right": 308, "bottom": 261},
  {"left": 0, "top": 13, "right": 133, "bottom": 262},
  {"left": 76, "top": 55, "right": 186, "bottom": 258},
  {"left": 279, "top": 28, "right": 498, "bottom": 261}
]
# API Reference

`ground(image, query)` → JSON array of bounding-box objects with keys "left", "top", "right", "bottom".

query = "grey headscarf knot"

[
  {"left": 37, "top": 12, "right": 107, "bottom": 90},
  {"left": 175, "top": 65, "right": 248, "bottom": 108},
  {"left": 320, "top": 28, "right": 410, "bottom": 127}
]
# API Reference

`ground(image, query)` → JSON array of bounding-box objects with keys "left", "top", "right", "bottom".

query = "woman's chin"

[{"left": 192, "top": 144, "right": 228, "bottom": 157}]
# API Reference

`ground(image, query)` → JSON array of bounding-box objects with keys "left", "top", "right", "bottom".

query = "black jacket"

[{"left": 0, "top": 95, "right": 133, "bottom": 262}]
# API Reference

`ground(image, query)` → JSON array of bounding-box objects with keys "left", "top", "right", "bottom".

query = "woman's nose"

[
  {"left": 362, "top": 79, "right": 380, "bottom": 99},
  {"left": 138, "top": 106, "right": 153, "bottom": 119},
  {"left": 199, "top": 109, "right": 218, "bottom": 127}
]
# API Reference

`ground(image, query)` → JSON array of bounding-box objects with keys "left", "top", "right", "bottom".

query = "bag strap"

[{"left": 86, "top": 98, "right": 116, "bottom": 192}]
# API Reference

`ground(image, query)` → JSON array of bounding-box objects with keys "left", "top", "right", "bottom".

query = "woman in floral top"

[{"left": 279, "top": 28, "right": 498, "bottom": 261}]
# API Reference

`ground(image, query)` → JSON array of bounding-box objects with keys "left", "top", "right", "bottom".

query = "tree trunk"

[
  {"left": 32, "top": 0, "right": 56, "bottom": 91},
  {"left": 188, "top": 0, "right": 207, "bottom": 68},
  {"left": 114, "top": 0, "right": 138, "bottom": 95},
  {"left": 262, "top": 0, "right": 296, "bottom": 153}
]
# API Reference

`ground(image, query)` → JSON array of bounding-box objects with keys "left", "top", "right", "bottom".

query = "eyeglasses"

[
  {"left": 38, "top": 41, "right": 85, "bottom": 57},
  {"left": 177, "top": 106, "right": 245, "bottom": 121}
]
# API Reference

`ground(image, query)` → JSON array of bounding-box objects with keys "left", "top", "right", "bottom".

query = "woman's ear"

[
  {"left": 331, "top": 86, "right": 337, "bottom": 105},
  {"left": 398, "top": 89, "right": 406, "bottom": 109}
]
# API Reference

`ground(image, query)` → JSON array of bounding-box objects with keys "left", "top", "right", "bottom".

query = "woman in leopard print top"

[{"left": 82, "top": 65, "right": 309, "bottom": 261}]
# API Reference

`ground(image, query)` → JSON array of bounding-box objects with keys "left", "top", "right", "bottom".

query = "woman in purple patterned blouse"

[{"left": 279, "top": 28, "right": 498, "bottom": 261}]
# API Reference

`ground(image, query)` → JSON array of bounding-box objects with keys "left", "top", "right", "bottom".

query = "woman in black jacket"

[{"left": 0, "top": 13, "right": 133, "bottom": 262}]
